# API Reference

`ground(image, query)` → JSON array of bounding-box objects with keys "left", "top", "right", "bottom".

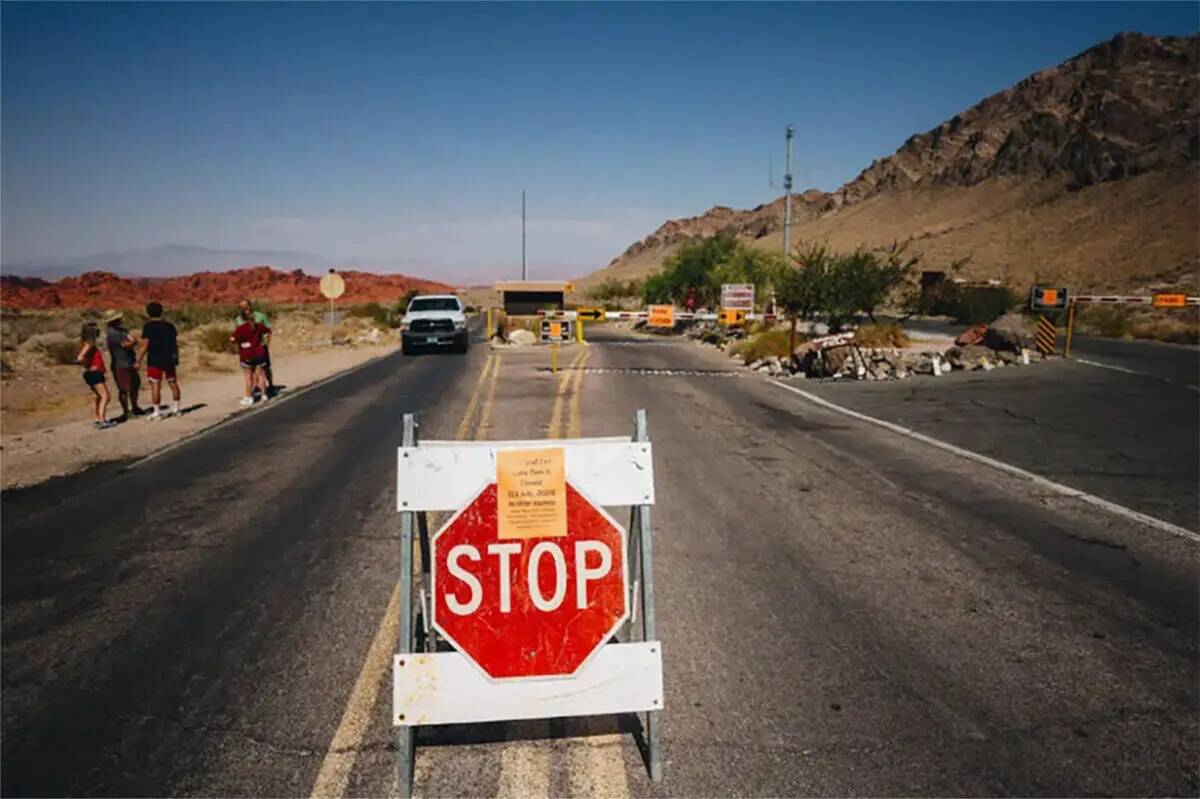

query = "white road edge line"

[
  {"left": 1075, "top": 357, "right": 1200, "bottom": 393},
  {"left": 124, "top": 348, "right": 400, "bottom": 471},
  {"left": 768, "top": 379, "right": 1200, "bottom": 545}
]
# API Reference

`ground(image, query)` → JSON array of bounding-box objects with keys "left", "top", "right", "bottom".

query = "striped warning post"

[{"left": 1035, "top": 315, "right": 1057, "bottom": 355}]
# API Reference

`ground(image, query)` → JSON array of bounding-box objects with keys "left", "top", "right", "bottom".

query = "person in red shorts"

[
  {"left": 76, "top": 322, "right": 115, "bottom": 429},
  {"left": 106, "top": 315, "right": 145, "bottom": 420},
  {"left": 231, "top": 309, "right": 271, "bottom": 406},
  {"left": 137, "top": 302, "right": 181, "bottom": 420}
]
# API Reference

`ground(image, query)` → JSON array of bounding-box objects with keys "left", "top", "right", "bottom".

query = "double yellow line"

[
  {"left": 310, "top": 353, "right": 503, "bottom": 799},
  {"left": 312, "top": 343, "right": 592, "bottom": 799},
  {"left": 456, "top": 354, "right": 501, "bottom": 441},
  {"left": 547, "top": 345, "right": 591, "bottom": 439}
]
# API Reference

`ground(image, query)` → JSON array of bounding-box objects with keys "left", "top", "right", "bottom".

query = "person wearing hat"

[{"left": 106, "top": 314, "right": 145, "bottom": 421}]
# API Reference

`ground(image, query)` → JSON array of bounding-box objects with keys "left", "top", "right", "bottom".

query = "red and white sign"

[{"left": 431, "top": 481, "right": 628, "bottom": 680}]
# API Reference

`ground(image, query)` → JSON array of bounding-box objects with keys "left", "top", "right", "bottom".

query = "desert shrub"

[
  {"left": 172, "top": 303, "right": 240, "bottom": 332},
  {"left": 933, "top": 284, "right": 1016, "bottom": 324},
  {"left": 1077, "top": 306, "right": 1134, "bottom": 338},
  {"left": 346, "top": 302, "right": 392, "bottom": 326},
  {"left": 41, "top": 339, "right": 81, "bottom": 365},
  {"left": 854, "top": 323, "right": 910, "bottom": 348},
  {"left": 729, "top": 329, "right": 798, "bottom": 363},
  {"left": 197, "top": 325, "right": 236, "bottom": 354},
  {"left": 1128, "top": 317, "right": 1200, "bottom": 345}
]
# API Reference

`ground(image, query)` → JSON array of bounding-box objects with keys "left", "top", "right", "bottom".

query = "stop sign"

[{"left": 431, "top": 482, "right": 628, "bottom": 680}]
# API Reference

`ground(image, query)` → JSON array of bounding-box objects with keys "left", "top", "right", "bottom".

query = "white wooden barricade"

[{"left": 391, "top": 411, "right": 664, "bottom": 797}]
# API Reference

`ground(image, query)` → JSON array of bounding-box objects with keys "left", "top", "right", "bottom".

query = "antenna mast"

[{"left": 783, "top": 124, "right": 794, "bottom": 259}]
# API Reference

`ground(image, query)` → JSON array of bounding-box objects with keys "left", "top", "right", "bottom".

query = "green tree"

[{"left": 777, "top": 242, "right": 836, "bottom": 355}]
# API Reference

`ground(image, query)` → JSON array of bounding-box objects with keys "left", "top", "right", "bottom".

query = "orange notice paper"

[{"left": 497, "top": 448, "right": 567, "bottom": 539}]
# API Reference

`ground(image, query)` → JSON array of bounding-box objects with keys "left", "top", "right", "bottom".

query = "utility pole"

[
  {"left": 783, "top": 124, "right": 794, "bottom": 260},
  {"left": 521, "top": 189, "right": 527, "bottom": 280}
]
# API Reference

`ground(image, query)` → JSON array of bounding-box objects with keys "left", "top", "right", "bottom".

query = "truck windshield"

[{"left": 408, "top": 298, "right": 459, "bottom": 312}]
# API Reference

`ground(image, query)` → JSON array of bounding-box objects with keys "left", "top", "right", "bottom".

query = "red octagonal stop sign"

[{"left": 431, "top": 482, "right": 628, "bottom": 680}]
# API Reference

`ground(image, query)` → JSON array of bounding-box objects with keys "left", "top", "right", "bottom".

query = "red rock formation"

[{"left": 0, "top": 266, "right": 453, "bottom": 311}]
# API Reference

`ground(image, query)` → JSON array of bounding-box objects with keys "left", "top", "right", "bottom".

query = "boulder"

[
  {"left": 955, "top": 324, "right": 988, "bottom": 346},
  {"left": 985, "top": 313, "right": 1035, "bottom": 353},
  {"left": 823, "top": 345, "right": 853, "bottom": 375},
  {"left": 507, "top": 328, "right": 536, "bottom": 346}
]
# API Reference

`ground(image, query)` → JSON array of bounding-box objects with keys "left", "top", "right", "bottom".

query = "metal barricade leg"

[
  {"left": 633, "top": 409, "right": 663, "bottom": 783},
  {"left": 395, "top": 413, "right": 418, "bottom": 798}
]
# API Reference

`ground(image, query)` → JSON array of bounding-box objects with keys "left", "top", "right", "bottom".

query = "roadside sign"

[
  {"left": 1153, "top": 292, "right": 1187, "bottom": 308},
  {"left": 394, "top": 418, "right": 664, "bottom": 794},
  {"left": 1030, "top": 286, "right": 1067, "bottom": 310},
  {"left": 431, "top": 472, "right": 628, "bottom": 679},
  {"left": 647, "top": 305, "right": 675, "bottom": 328},
  {"left": 576, "top": 307, "right": 605, "bottom": 322},
  {"left": 721, "top": 283, "right": 754, "bottom": 311},
  {"left": 719, "top": 308, "right": 747, "bottom": 326},
  {"left": 540, "top": 319, "right": 571, "bottom": 342},
  {"left": 320, "top": 271, "right": 346, "bottom": 300}
]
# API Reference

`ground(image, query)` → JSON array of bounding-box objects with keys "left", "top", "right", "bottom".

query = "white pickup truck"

[{"left": 400, "top": 294, "right": 470, "bottom": 355}]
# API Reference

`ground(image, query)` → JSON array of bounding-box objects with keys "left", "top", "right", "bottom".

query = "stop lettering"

[{"left": 431, "top": 483, "right": 628, "bottom": 679}]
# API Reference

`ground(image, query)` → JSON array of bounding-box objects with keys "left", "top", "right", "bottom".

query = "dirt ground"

[{"left": 0, "top": 309, "right": 399, "bottom": 490}]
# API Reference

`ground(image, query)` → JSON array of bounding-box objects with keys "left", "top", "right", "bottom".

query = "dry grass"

[
  {"left": 196, "top": 325, "right": 236, "bottom": 354},
  {"left": 854, "top": 323, "right": 910, "bottom": 348},
  {"left": 1076, "top": 306, "right": 1199, "bottom": 344},
  {"left": 730, "top": 329, "right": 798, "bottom": 363}
]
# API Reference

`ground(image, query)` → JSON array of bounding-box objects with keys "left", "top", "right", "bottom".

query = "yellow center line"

[
  {"left": 565, "top": 347, "right": 591, "bottom": 439},
  {"left": 455, "top": 354, "right": 497, "bottom": 440},
  {"left": 547, "top": 346, "right": 590, "bottom": 438},
  {"left": 309, "top": 351, "right": 500, "bottom": 799},
  {"left": 474, "top": 351, "right": 503, "bottom": 440}
]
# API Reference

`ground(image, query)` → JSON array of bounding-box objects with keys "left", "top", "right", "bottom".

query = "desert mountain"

[
  {"left": 0, "top": 266, "right": 452, "bottom": 311},
  {"left": 585, "top": 32, "right": 1199, "bottom": 293}
]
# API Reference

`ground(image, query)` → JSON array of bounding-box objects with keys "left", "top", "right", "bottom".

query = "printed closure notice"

[{"left": 496, "top": 448, "right": 567, "bottom": 539}]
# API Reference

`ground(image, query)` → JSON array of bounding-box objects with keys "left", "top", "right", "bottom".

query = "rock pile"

[{"left": 687, "top": 317, "right": 1041, "bottom": 382}]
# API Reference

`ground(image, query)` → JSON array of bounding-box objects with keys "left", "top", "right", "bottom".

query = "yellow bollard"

[
  {"left": 551, "top": 342, "right": 559, "bottom": 373},
  {"left": 486, "top": 308, "right": 494, "bottom": 339},
  {"left": 576, "top": 319, "right": 585, "bottom": 344}
]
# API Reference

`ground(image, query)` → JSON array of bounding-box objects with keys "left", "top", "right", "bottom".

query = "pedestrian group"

[{"left": 78, "top": 299, "right": 276, "bottom": 429}]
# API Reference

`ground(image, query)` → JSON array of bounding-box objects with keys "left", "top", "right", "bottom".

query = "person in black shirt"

[
  {"left": 106, "top": 315, "right": 144, "bottom": 420},
  {"left": 137, "top": 302, "right": 181, "bottom": 420}
]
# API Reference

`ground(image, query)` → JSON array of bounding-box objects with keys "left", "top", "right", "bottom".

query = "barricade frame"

[{"left": 392, "top": 409, "right": 663, "bottom": 797}]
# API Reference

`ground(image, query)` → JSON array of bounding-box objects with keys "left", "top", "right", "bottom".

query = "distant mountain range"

[
  {"left": 583, "top": 32, "right": 1200, "bottom": 294},
  {"left": 0, "top": 266, "right": 453, "bottom": 311},
  {"left": 0, "top": 244, "right": 449, "bottom": 282},
  {"left": 2, "top": 245, "right": 336, "bottom": 280}
]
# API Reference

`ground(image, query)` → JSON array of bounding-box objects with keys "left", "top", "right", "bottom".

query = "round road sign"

[
  {"left": 319, "top": 271, "right": 345, "bottom": 300},
  {"left": 431, "top": 482, "right": 628, "bottom": 680}
]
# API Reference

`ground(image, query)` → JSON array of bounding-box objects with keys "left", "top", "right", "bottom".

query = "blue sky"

[{"left": 2, "top": 2, "right": 1196, "bottom": 282}]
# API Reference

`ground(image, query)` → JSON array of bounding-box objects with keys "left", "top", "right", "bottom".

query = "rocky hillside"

[
  {"left": 586, "top": 32, "right": 1199, "bottom": 292},
  {"left": 0, "top": 266, "right": 453, "bottom": 311}
]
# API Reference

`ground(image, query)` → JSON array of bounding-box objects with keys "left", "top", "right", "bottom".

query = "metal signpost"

[
  {"left": 393, "top": 413, "right": 664, "bottom": 797},
  {"left": 319, "top": 270, "right": 346, "bottom": 346}
]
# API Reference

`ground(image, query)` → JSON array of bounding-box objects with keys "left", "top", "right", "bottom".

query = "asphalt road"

[
  {"left": 901, "top": 317, "right": 1199, "bottom": 386},
  {"left": 3, "top": 326, "right": 1197, "bottom": 797}
]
